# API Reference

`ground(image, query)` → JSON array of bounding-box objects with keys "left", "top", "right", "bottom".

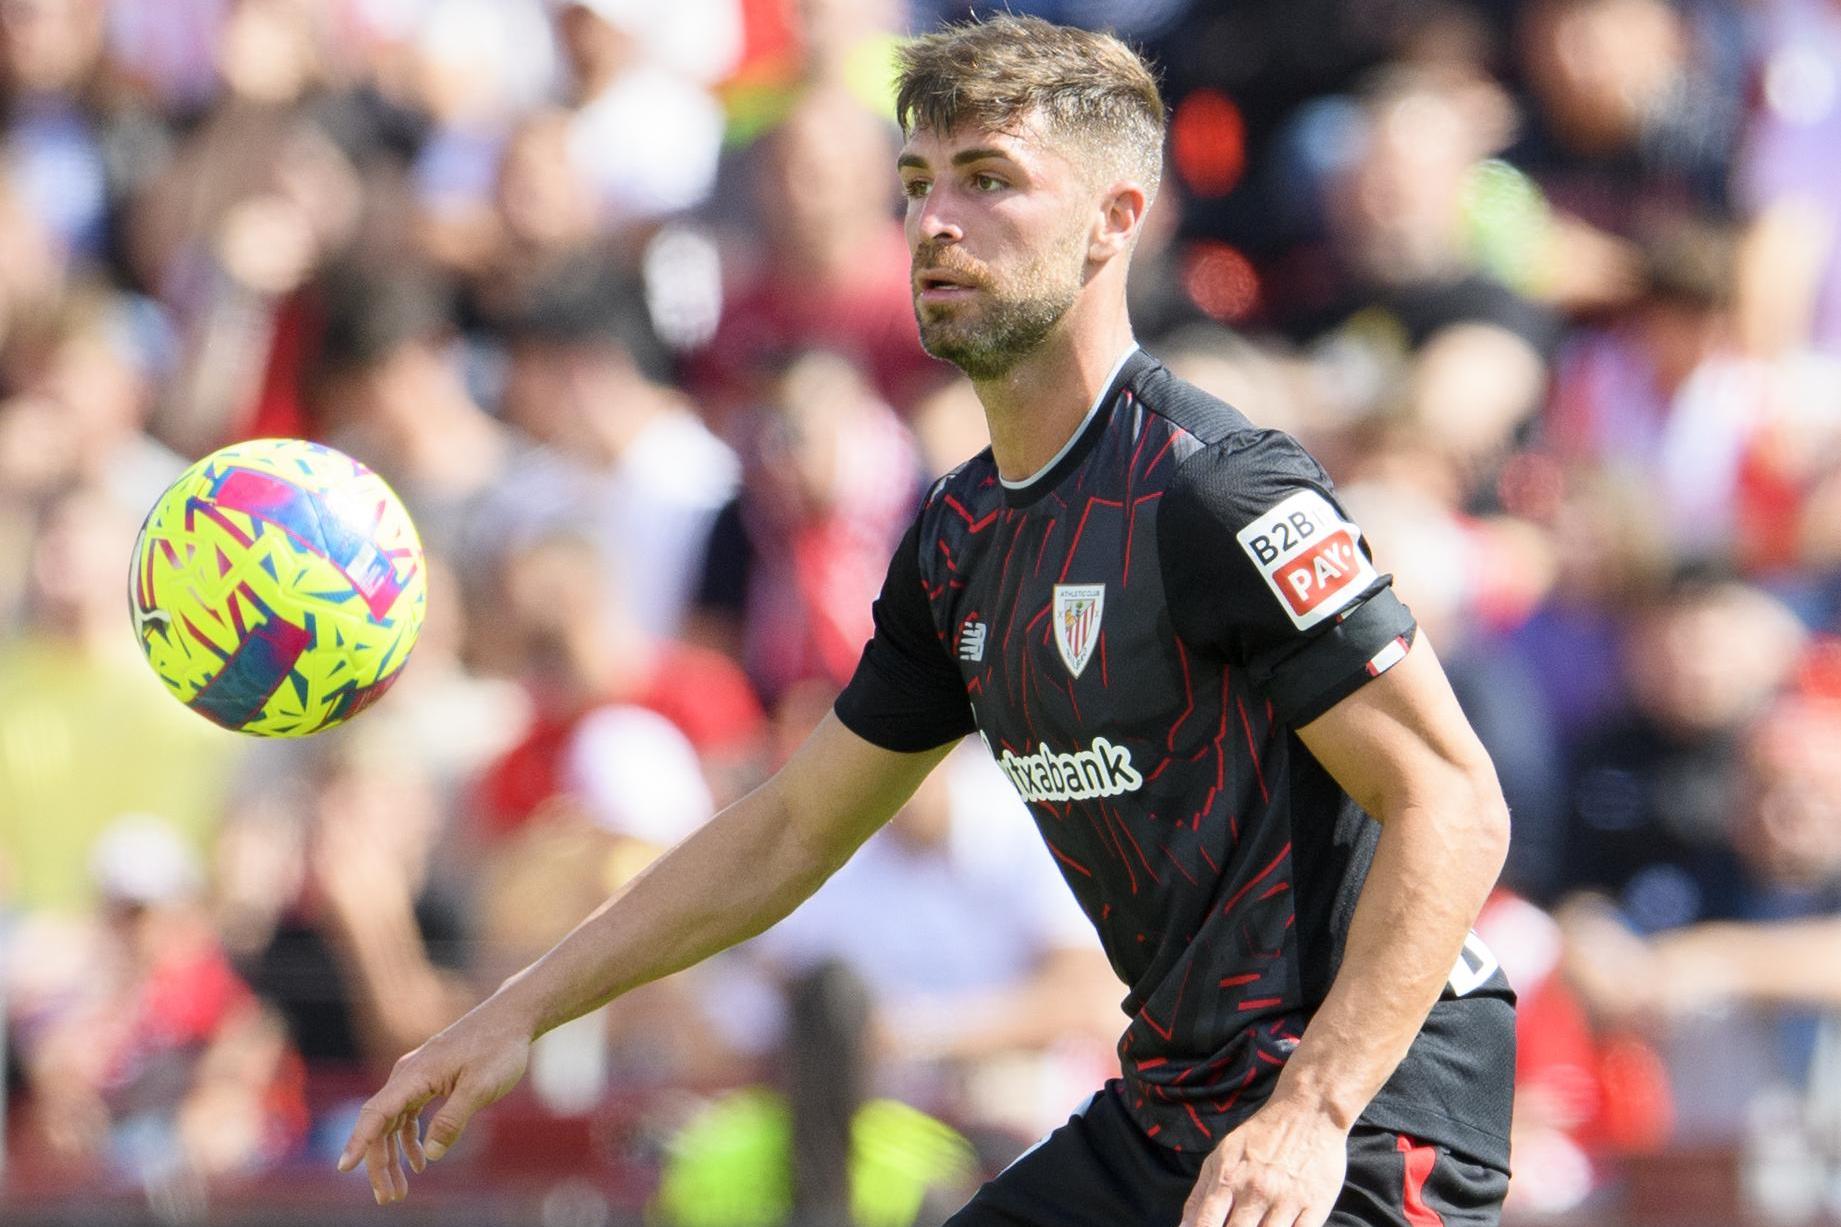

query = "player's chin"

[
  {"left": 915, "top": 295, "right": 978, "bottom": 325},
  {"left": 918, "top": 328, "right": 981, "bottom": 369}
]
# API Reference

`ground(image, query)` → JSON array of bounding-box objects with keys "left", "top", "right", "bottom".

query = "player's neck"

[{"left": 974, "top": 307, "right": 1137, "bottom": 485}]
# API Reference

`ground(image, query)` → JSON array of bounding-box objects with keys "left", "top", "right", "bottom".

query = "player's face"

[{"left": 898, "top": 117, "right": 1094, "bottom": 380}]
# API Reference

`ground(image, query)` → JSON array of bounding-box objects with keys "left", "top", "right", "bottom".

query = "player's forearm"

[
  {"left": 451, "top": 716, "right": 945, "bottom": 1048},
  {"left": 484, "top": 783, "right": 836, "bottom": 1039},
  {"left": 1272, "top": 771, "right": 1509, "bottom": 1130}
]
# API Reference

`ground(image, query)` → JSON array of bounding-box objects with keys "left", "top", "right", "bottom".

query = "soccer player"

[{"left": 339, "top": 16, "right": 1516, "bottom": 1225}]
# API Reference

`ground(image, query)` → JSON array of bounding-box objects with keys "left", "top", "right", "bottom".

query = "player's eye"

[
  {"left": 971, "top": 173, "right": 1007, "bottom": 193},
  {"left": 901, "top": 177, "right": 931, "bottom": 199}
]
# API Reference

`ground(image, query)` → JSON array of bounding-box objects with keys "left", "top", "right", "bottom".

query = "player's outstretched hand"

[
  {"left": 336, "top": 998, "right": 533, "bottom": 1205},
  {"left": 1179, "top": 1096, "right": 1349, "bottom": 1227}
]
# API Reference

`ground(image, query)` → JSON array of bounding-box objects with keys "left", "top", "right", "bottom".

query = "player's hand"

[
  {"left": 1179, "top": 1096, "right": 1349, "bottom": 1227},
  {"left": 336, "top": 997, "right": 533, "bottom": 1205}
]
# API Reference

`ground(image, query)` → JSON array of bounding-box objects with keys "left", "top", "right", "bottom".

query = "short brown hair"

[{"left": 894, "top": 15, "right": 1165, "bottom": 193}]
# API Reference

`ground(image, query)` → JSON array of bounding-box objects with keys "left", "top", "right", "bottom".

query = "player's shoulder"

[
  {"left": 1127, "top": 353, "right": 1331, "bottom": 496},
  {"left": 1124, "top": 352, "right": 1261, "bottom": 448}
]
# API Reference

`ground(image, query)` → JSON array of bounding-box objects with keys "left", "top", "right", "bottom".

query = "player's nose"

[{"left": 916, "top": 195, "right": 963, "bottom": 247}]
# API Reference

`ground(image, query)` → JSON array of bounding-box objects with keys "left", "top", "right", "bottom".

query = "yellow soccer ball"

[{"left": 129, "top": 438, "right": 426, "bottom": 737}]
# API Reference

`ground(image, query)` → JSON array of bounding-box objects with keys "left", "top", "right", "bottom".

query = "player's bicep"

[
  {"left": 1293, "top": 635, "right": 1501, "bottom": 825},
  {"left": 774, "top": 711, "right": 955, "bottom": 868}
]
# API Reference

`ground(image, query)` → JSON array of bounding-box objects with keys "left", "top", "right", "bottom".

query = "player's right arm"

[{"left": 337, "top": 712, "right": 953, "bottom": 1205}]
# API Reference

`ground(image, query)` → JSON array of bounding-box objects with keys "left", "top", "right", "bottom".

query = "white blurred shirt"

[{"left": 757, "top": 743, "right": 1100, "bottom": 1001}]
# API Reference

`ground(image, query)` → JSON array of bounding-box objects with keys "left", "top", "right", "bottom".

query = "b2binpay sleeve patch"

[
  {"left": 1235, "top": 489, "right": 1380, "bottom": 631},
  {"left": 1157, "top": 429, "right": 1417, "bottom": 725}
]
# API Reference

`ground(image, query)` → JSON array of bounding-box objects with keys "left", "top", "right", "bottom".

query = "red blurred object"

[
  {"left": 1496, "top": 451, "right": 1567, "bottom": 523},
  {"left": 1182, "top": 241, "right": 1261, "bottom": 323},
  {"left": 1478, "top": 891, "right": 1673, "bottom": 1161},
  {"left": 478, "top": 642, "right": 765, "bottom": 836},
  {"left": 1171, "top": 89, "right": 1246, "bottom": 198},
  {"left": 1794, "top": 635, "right": 1841, "bottom": 702},
  {"left": 1734, "top": 440, "right": 1804, "bottom": 574},
  {"left": 242, "top": 291, "right": 321, "bottom": 445}
]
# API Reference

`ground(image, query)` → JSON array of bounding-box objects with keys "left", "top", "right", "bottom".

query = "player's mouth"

[{"left": 915, "top": 269, "right": 981, "bottom": 302}]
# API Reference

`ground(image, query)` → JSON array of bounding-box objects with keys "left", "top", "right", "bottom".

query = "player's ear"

[{"left": 1089, "top": 180, "right": 1149, "bottom": 264}]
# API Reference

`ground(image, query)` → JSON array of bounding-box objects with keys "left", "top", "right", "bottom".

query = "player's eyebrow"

[{"left": 897, "top": 147, "right": 1017, "bottom": 172}]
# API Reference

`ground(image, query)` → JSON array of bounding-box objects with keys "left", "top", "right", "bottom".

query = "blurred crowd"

[{"left": 0, "top": 0, "right": 1838, "bottom": 1222}]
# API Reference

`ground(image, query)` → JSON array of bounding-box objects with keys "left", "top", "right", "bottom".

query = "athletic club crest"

[{"left": 1052, "top": 584, "right": 1105, "bottom": 678}]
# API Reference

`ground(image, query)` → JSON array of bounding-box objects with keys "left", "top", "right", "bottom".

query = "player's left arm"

[
  {"left": 1286, "top": 631, "right": 1510, "bottom": 1132},
  {"left": 1182, "top": 635, "right": 1509, "bottom": 1227},
  {"left": 1160, "top": 429, "right": 1511, "bottom": 1227}
]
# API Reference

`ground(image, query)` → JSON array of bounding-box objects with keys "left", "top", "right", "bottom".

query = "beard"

[{"left": 913, "top": 234, "right": 1084, "bottom": 381}]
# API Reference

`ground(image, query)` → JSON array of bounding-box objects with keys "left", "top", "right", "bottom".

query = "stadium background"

[{"left": 0, "top": 0, "right": 1839, "bottom": 1223}]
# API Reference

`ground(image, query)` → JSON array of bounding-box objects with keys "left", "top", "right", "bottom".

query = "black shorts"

[{"left": 946, "top": 1082, "right": 1507, "bottom": 1227}]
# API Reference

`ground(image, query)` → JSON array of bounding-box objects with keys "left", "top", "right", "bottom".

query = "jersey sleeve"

[
  {"left": 833, "top": 515, "right": 978, "bottom": 752},
  {"left": 1157, "top": 429, "right": 1417, "bottom": 727}
]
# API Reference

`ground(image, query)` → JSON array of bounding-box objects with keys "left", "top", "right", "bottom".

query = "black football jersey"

[{"left": 835, "top": 348, "right": 1514, "bottom": 1165}]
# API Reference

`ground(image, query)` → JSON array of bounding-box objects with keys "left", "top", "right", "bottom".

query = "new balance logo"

[
  {"left": 958, "top": 619, "right": 987, "bottom": 662},
  {"left": 996, "top": 737, "right": 1143, "bottom": 804}
]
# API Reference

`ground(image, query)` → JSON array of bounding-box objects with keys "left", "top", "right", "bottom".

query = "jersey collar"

[{"left": 998, "top": 344, "right": 1148, "bottom": 508}]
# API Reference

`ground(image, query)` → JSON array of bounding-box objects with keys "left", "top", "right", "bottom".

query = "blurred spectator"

[
  {"left": 1554, "top": 574, "right": 1807, "bottom": 922},
  {"left": 692, "top": 86, "right": 940, "bottom": 420},
  {"left": 1284, "top": 66, "right": 1557, "bottom": 498},
  {"left": 1549, "top": 218, "right": 1841, "bottom": 573},
  {"left": 0, "top": 171, "right": 64, "bottom": 346},
  {"left": 441, "top": 106, "right": 613, "bottom": 330},
  {"left": 476, "top": 530, "right": 751, "bottom": 834},
  {"left": 1511, "top": 0, "right": 1745, "bottom": 233},
  {"left": 492, "top": 266, "right": 737, "bottom": 642},
  {"left": 358, "top": 552, "right": 532, "bottom": 803},
  {"left": 0, "top": 283, "right": 183, "bottom": 515},
  {"left": 1497, "top": 467, "right": 1674, "bottom": 745},
  {"left": 310, "top": 266, "right": 514, "bottom": 579},
  {"left": 1558, "top": 694, "right": 1841, "bottom": 1161},
  {"left": 1547, "top": 218, "right": 1765, "bottom": 561},
  {"left": 399, "top": 0, "right": 556, "bottom": 271},
  {"left": 469, "top": 588, "right": 737, "bottom": 1098},
  {"left": 7, "top": 813, "right": 306, "bottom": 1183},
  {"left": 694, "top": 350, "right": 922, "bottom": 703},
  {"left": 1737, "top": 0, "right": 1841, "bottom": 356},
  {"left": 0, "top": 488, "right": 237, "bottom": 912},
  {"left": 0, "top": 0, "right": 116, "bottom": 263},
  {"left": 106, "top": 0, "right": 232, "bottom": 112},
  {"left": 1474, "top": 886, "right": 1671, "bottom": 1216},
  {"left": 552, "top": 0, "right": 727, "bottom": 232},
  {"left": 226, "top": 732, "right": 475, "bottom": 1076},
  {"left": 130, "top": 0, "right": 363, "bottom": 451}
]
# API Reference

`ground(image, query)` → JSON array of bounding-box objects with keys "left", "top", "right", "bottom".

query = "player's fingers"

[
  {"left": 399, "top": 1113, "right": 427, "bottom": 1174},
  {"left": 1293, "top": 1201, "right": 1336, "bottom": 1227},
  {"left": 340, "top": 1059, "right": 444, "bottom": 1173},
  {"left": 364, "top": 1131, "right": 396, "bottom": 1204},
  {"left": 1255, "top": 1201, "right": 1305, "bottom": 1227},
  {"left": 384, "top": 1129, "right": 409, "bottom": 1203},
  {"left": 339, "top": 1100, "right": 399, "bottom": 1173},
  {"left": 423, "top": 1078, "right": 489, "bottom": 1161},
  {"left": 1221, "top": 1202, "right": 1266, "bottom": 1227},
  {"left": 1181, "top": 1186, "right": 1233, "bottom": 1227}
]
